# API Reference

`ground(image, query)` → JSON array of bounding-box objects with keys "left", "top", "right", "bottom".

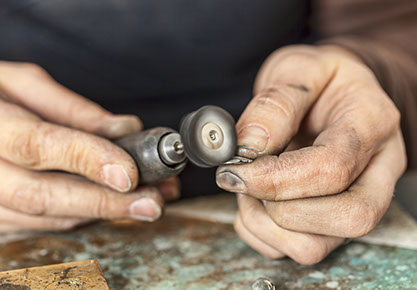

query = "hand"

[
  {"left": 216, "top": 45, "right": 407, "bottom": 265},
  {"left": 0, "top": 61, "right": 180, "bottom": 232}
]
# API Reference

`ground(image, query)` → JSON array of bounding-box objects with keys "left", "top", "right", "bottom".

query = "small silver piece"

[
  {"left": 223, "top": 156, "right": 254, "bottom": 165},
  {"left": 174, "top": 141, "right": 184, "bottom": 154},
  {"left": 159, "top": 133, "right": 187, "bottom": 166},
  {"left": 251, "top": 277, "right": 276, "bottom": 290}
]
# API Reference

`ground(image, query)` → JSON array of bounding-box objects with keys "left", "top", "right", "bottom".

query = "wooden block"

[{"left": 0, "top": 260, "right": 109, "bottom": 289}]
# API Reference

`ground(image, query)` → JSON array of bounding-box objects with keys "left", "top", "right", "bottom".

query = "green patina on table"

[{"left": 0, "top": 216, "right": 416, "bottom": 289}]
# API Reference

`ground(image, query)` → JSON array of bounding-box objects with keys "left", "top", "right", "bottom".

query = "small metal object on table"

[{"left": 251, "top": 277, "right": 276, "bottom": 290}]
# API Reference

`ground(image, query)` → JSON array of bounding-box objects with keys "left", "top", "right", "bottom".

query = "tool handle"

[{"left": 115, "top": 127, "right": 186, "bottom": 184}]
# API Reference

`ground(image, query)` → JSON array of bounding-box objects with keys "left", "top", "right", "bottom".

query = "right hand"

[{"left": 0, "top": 61, "right": 180, "bottom": 232}]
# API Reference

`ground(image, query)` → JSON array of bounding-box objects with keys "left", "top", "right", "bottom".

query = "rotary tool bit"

[
  {"left": 115, "top": 105, "right": 237, "bottom": 184},
  {"left": 180, "top": 105, "right": 237, "bottom": 168}
]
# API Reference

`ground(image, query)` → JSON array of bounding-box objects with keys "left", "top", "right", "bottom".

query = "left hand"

[{"left": 216, "top": 45, "right": 407, "bottom": 265}]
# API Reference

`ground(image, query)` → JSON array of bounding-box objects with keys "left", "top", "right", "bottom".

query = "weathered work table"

[{"left": 0, "top": 216, "right": 416, "bottom": 289}]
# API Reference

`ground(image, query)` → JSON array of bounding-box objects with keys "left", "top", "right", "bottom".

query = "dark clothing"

[
  {"left": 0, "top": 0, "right": 309, "bottom": 196},
  {"left": 0, "top": 0, "right": 309, "bottom": 125},
  {"left": 1, "top": 0, "right": 417, "bottom": 196},
  {"left": 316, "top": 0, "right": 417, "bottom": 172}
]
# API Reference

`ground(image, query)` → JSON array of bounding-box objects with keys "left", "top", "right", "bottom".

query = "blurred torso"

[{"left": 0, "top": 0, "right": 310, "bottom": 195}]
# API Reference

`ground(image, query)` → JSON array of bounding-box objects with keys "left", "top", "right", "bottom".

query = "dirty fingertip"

[
  {"left": 102, "top": 115, "right": 143, "bottom": 139},
  {"left": 216, "top": 170, "right": 247, "bottom": 193}
]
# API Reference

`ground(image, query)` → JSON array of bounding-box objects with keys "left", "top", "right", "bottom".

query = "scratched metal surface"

[{"left": 0, "top": 217, "right": 416, "bottom": 289}]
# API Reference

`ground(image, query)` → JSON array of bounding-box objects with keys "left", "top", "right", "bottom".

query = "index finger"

[{"left": 0, "top": 101, "right": 138, "bottom": 192}]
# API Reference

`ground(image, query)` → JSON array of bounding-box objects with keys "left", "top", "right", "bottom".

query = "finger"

[
  {"left": 217, "top": 100, "right": 400, "bottom": 200},
  {"left": 264, "top": 130, "right": 407, "bottom": 237},
  {"left": 0, "top": 204, "right": 90, "bottom": 232},
  {"left": 0, "top": 159, "right": 164, "bottom": 221},
  {"left": 236, "top": 46, "right": 337, "bottom": 158},
  {"left": 152, "top": 177, "right": 181, "bottom": 201},
  {"left": 0, "top": 61, "right": 142, "bottom": 138},
  {"left": 234, "top": 213, "right": 285, "bottom": 259},
  {"left": 219, "top": 49, "right": 401, "bottom": 201},
  {"left": 0, "top": 100, "right": 138, "bottom": 192},
  {"left": 238, "top": 194, "right": 344, "bottom": 265}
]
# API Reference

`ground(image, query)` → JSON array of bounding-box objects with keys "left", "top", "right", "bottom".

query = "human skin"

[
  {"left": 0, "top": 61, "right": 180, "bottom": 232},
  {"left": 216, "top": 45, "right": 407, "bottom": 265}
]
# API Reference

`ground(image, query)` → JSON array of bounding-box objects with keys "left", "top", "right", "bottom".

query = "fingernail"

[
  {"left": 102, "top": 164, "right": 132, "bottom": 192},
  {"left": 216, "top": 172, "right": 247, "bottom": 193},
  {"left": 129, "top": 198, "right": 161, "bottom": 222},
  {"left": 238, "top": 126, "right": 269, "bottom": 154},
  {"left": 237, "top": 145, "right": 260, "bottom": 160},
  {"left": 103, "top": 116, "right": 143, "bottom": 139}
]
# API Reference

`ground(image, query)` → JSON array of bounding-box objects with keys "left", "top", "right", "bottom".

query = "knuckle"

[
  {"left": 62, "top": 132, "right": 88, "bottom": 173},
  {"left": 94, "top": 190, "right": 111, "bottom": 219},
  {"left": 344, "top": 200, "right": 379, "bottom": 238},
  {"left": 387, "top": 104, "right": 401, "bottom": 131},
  {"left": 322, "top": 151, "right": 352, "bottom": 193},
  {"left": 10, "top": 178, "right": 50, "bottom": 215},
  {"left": 19, "top": 62, "right": 48, "bottom": 79},
  {"left": 263, "top": 250, "right": 284, "bottom": 260},
  {"left": 37, "top": 123, "right": 92, "bottom": 175},
  {"left": 8, "top": 124, "right": 42, "bottom": 167},
  {"left": 366, "top": 96, "right": 401, "bottom": 138},
  {"left": 252, "top": 88, "right": 297, "bottom": 121},
  {"left": 265, "top": 202, "right": 288, "bottom": 227},
  {"left": 370, "top": 97, "right": 402, "bottom": 136},
  {"left": 290, "top": 239, "right": 329, "bottom": 265},
  {"left": 254, "top": 155, "right": 287, "bottom": 201},
  {"left": 279, "top": 50, "right": 319, "bottom": 67}
]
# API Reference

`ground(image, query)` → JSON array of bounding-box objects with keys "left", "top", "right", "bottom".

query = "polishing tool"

[{"left": 116, "top": 105, "right": 237, "bottom": 184}]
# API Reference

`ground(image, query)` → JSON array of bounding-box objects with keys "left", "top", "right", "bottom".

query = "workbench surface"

[{"left": 0, "top": 216, "right": 416, "bottom": 289}]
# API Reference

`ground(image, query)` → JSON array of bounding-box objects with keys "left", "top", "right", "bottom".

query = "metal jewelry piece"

[
  {"left": 251, "top": 277, "right": 276, "bottom": 290},
  {"left": 223, "top": 156, "right": 254, "bottom": 165}
]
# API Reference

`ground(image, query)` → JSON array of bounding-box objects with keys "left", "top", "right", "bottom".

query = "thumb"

[
  {"left": 236, "top": 46, "right": 335, "bottom": 158},
  {"left": 0, "top": 61, "right": 142, "bottom": 139}
]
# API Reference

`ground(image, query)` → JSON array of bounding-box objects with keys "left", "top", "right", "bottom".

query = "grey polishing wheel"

[{"left": 180, "top": 106, "right": 237, "bottom": 168}]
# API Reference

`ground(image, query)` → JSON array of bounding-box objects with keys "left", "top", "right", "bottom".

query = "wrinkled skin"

[
  {"left": 216, "top": 45, "right": 407, "bottom": 265},
  {"left": 0, "top": 61, "right": 180, "bottom": 232}
]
